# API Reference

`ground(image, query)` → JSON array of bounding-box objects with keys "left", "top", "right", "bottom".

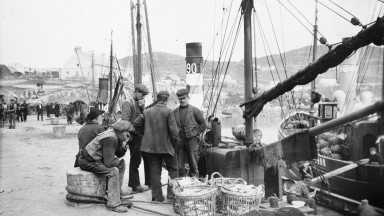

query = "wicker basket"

[
  {"left": 209, "top": 172, "right": 247, "bottom": 213},
  {"left": 173, "top": 185, "right": 217, "bottom": 216},
  {"left": 221, "top": 184, "right": 265, "bottom": 216}
]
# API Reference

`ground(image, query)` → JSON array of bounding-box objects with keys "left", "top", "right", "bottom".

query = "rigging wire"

[
  {"left": 212, "top": 4, "right": 245, "bottom": 114},
  {"left": 263, "top": 0, "right": 288, "bottom": 78},
  {"left": 325, "top": 0, "right": 357, "bottom": 18},
  {"left": 254, "top": 6, "right": 297, "bottom": 116},
  {"left": 210, "top": 0, "right": 237, "bottom": 113},
  {"left": 254, "top": 9, "right": 285, "bottom": 117},
  {"left": 204, "top": 0, "right": 239, "bottom": 116},
  {"left": 317, "top": 0, "right": 351, "bottom": 23},
  {"left": 277, "top": 0, "right": 322, "bottom": 42},
  {"left": 263, "top": 0, "right": 298, "bottom": 113},
  {"left": 285, "top": 0, "right": 326, "bottom": 39},
  {"left": 75, "top": 49, "right": 91, "bottom": 104},
  {"left": 279, "top": 2, "right": 287, "bottom": 69}
]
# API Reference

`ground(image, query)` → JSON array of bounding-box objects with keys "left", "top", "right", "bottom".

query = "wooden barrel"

[
  {"left": 51, "top": 117, "right": 59, "bottom": 125},
  {"left": 53, "top": 126, "right": 66, "bottom": 138},
  {"left": 66, "top": 167, "right": 106, "bottom": 202}
]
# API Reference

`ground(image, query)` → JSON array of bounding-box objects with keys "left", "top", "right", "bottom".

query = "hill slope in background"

[{"left": 120, "top": 45, "right": 382, "bottom": 85}]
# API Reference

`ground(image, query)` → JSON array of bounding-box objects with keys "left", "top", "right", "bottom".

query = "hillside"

[{"left": 119, "top": 45, "right": 383, "bottom": 85}]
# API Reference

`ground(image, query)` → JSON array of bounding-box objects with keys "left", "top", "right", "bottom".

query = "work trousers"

[
  {"left": 37, "top": 112, "right": 43, "bottom": 121},
  {"left": 178, "top": 135, "right": 199, "bottom": 177},
  {"left": 78, "top": 153, "right": 125, "bottom": 208},
  {"left": 16, "top": 111, "right": 23, "bottom": 122},
  {"left": 287, "top": 194, "right": 317, "bottom": 213},
  {"left": 8, "top": 112, "right": 16, "bottom": 128},
  {"left": 22, "top": 111, "right": 27, "bottom": 122},
  {"left": 147, "top": 153, "right": 178, "bottom": 201},
  {"left": 128, "top": 135, "right": 150, "bottom": 188},
  {"left": 67, "top": 114, "right": 73, "bottom": 124}
]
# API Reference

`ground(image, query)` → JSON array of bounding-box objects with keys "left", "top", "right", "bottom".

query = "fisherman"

[
  {"left": 46, "top": 103, "right": 51, "bottom": 119},
  {"left": 54, "top": 102, "right": 60, "bottom": 117},
  {"left": 21, "top": 100, "right": 29, "bottom": 122},
  {"left": 7, "top": 98, "right": 17, "bottom": 129},
  {"left": 77, "top": 120, "right": 135, "bottom": 213},
  {"left": 287, "top": 176, "right": 317, "bottom": 215},
  {"left": 174, "top": 88, "right": 207, "bottom": 177},
  {"left": 299, "top": 161, "right": 314, "bottom": 180},
  {"left": 36, "top": 101, "right": 44, "bottom": 121},
  {"left": 2, "top": 100, "right": 7, "bottom": 125},
  {"left": 65, "top": 102, "right": 75, "bottom": 124},
  {"left": 16, "top": 102, "right": 23, "bottom": 122},
  {"left": 368, "top": 146, "right": 383, "bottom": 165},
  {"left": 120, "top": 84, "right": 150, "bottom": 193},
  {"left": 75, "top": 108, "right": 105, "bottom": 167},
  {"left": 134, "top": 91, "right": 180, "bottom": 201}
]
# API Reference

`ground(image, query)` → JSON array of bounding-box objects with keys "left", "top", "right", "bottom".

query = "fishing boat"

[
  {"left": 268, "top": 1, "right": 384, "bottom": 212},
  {"left": 242, "top": 16, "right": 384, "bottom": 216},
  {"left": 196, "top": 0, "right": 384, "bottom": 214}
]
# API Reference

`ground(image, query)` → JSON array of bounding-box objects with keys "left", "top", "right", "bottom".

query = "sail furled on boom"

[{"left": 240, "top": 16, "right": 384, "bottom": 119}]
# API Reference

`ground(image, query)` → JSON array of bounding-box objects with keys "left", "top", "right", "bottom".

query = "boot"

[
  {"left": 107, "top": 205, "right": 129, "bottom": 213},
  {"left": 166, "top": 185, "right": 173, "bottom": 201}
]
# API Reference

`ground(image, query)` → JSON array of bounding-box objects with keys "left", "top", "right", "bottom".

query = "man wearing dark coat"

[
  {"left": 21, "top": 101, "right": 28, "bottom": 122},
  {"left": 54, "top": 102, "right": 60, "bottom": 117},
  {"left": 120, "top": 84, "right": 150, "bottom": 192},
  {"left": 46, "top": 103, "right": 51, "bottom": 118},
  {"left": 16, "top": 102, "right": 23, "bottom": 122},
  {"left": 75, "top": 108, "right": 105, "bottom": 167},
  {"left": 173, "top": 88, "right": 207, "bottom": 177},
  {"left": 36, "top": 102, "right": 44, "bottom": 121},
  {"left": 134, "top": 91, "right": 180, "bottom": 202},
  {"left": 8, "top": 98, "right": 17, "bottom": 129}
]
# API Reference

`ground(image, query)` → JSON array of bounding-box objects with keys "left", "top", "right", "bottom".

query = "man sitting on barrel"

[
  {"left": 287, "top": 175, "right": 317, "bottom": 215},
  {"left": 77, "top": 120, "right": 134, "bottom": 213}
]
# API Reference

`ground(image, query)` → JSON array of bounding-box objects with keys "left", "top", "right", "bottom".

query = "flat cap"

[
  {"left": 157, "top": 90, "right": 170, "bottom": 101},
  {"left": 112, "top": 120, "right": 135, "bottom": 132},
  {"left": 157, "top": 91, "right": 169, "bottom": 97},
  {"left": 87, "top": 107, "right": 105, "bottom": 121},
  {"left": 176, "top": 88, "right": 189, "bottom": 97},
  {"left": 135, "top": 84, "right": 149, "bottom": 94}
]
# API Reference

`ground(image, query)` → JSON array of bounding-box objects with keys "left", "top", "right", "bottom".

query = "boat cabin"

[{"left": 318, "top": 102, "right": 338, "bottom": 123}]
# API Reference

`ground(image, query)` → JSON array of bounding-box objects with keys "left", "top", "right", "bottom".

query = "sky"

[{"left": 0, "top": 0, "right": 383, "bottom": 68}]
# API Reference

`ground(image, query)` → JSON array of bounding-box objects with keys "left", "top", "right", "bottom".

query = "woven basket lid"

[
  {"left": 221, "top": 184, "right": 265, "bottom": 197},
  {"left": 173, "top": 185, "right": 217, "bottom": 197}
]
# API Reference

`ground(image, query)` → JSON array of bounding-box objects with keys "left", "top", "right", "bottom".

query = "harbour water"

[{"left": 220, "top": 111, "right": 281, "bottom": 144}]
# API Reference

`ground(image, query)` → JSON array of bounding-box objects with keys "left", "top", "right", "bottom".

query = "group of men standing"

[
  {"left": 46, "top": 102, "right": 61, "bottom": 118},
  {"left": 1, "top": 98, "right": 29, "bottom": 129},
  {"left": 76, "top": 84, "right": 207, "bottom": 213}
]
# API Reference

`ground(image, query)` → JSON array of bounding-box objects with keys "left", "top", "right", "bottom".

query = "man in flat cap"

[
  {"left": 120, "top": 84, "right": 150, "bottom": 193},
  {"left": 75, "top": 108, "right": 105, "bottom": 167},
  {"left": 174, "top": 88, "right": 207, "bottom": 177},
  {"left": 78, "top": 120, "right": 135, "bottom": 213},
  {"left": 134, "top": 91, "right": 180, "bottom": 201},
  {"left": 7, "top": 98, "right": 17, "bottom": 129},
  {"left": 36, "top": 101, "right": 44, "bottom": 121}
]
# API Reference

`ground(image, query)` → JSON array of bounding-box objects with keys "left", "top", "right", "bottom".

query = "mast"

[
  {"left": 143, "top": 0, "right": 157, "bottom": 99},
  {"left": 382, "top": 48, "right": 384, "bottom": 101},
  {"left": 136, "top": 0, "right": 142, "bottom": 85},
  {"left": 310, "top": 0, "right": 318, "bottom": 126},
  {"left": 109, "top": 32, "right": 113, "bottom": 103},
  {"left": 91, "top": 51, "right": 95, "bottom": 89},
  {"left": 243, "top": 0, "right": 254, "bottom": 145},
  {"left": 381, "top": 48, "right": 384, "bottom": 119},
  {"left": 130, "top": 0, "right": 138, "bottom": 85}
]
